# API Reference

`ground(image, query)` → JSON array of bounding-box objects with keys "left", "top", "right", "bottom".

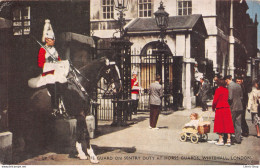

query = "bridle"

[
  {"left": 68, "top": 59, "right": 121, "bottom": 100},
  {"left": 96, "top": 61, "right": 121, "bottom": 97}
]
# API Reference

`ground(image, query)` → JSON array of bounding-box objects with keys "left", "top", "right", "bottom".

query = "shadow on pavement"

[
  {"left": 94, "top": 114, "right": 149, "bottom": 138},
  {"left": 91, "top": 145, "right": 137, "bottom": 155}
]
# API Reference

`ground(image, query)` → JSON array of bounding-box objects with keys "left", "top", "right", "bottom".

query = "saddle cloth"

[{"left": 28, "top": 60, "right": 70, "bottom": 88}]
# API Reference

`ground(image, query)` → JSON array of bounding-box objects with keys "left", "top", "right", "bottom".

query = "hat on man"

[{"left": 42, "top": 19, "right": 55, "bottom": 42}]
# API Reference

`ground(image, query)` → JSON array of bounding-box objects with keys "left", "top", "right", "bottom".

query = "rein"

[{"left": 74, "top": 63, "right": 117, "bottom": 98}]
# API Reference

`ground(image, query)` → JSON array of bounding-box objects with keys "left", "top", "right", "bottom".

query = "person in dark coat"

[
  {"left": 149, "top": 75, "right": 163, "bottom": 130},
  {"left": 236, "top": 77, "right": 249, "bottom": 137},
  {"left": 212, "top": 78, "right": 234, "bottom": 146},
  {"left": 196, "top": 77, "right": 209, "bottom": 111},
  {"left": 224, "top": 75, "right": 243, "bottom": 144}
]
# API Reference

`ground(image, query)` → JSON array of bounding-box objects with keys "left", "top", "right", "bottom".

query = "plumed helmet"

[
  {"left": 42, "top": 19, "right": 55, "bottom": 42},
  {"left": 132, "top": 70, "right": 138, "bottom": 75}
]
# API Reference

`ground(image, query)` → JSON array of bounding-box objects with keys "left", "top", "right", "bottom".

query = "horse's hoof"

[{"left": 77, "top": 154, "right": 88, "bottom": 160}]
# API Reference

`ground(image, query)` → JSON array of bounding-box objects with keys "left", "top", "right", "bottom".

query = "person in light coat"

[
  {"left": 247, "top": 80, "right": 260, "bottom": 138},
  {"left": 149, "top": 75, "right": 163, "bottom": 130}
]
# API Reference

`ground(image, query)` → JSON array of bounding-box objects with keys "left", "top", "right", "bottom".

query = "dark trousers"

[
  {"left": 201, "top": 100, "right": 208, "bottom": 111},
  {"left": 231, "top": 110, "right": 242, "bottom": 143},
  {"left": 150, "top": 104, "right": 161, "bottom": 128},
  {"left": 133, "top": 99, "right": 139, "bottom": 114},
  {"left": 241, "top": 109, "right": 249, "bottom": 135},
  {"left": 46, "top": 82, "right": 66, "bottom": 109}
]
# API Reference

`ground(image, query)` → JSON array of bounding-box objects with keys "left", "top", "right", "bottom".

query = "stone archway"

[{"left": 132, "top": 41, "right": 183, "bottom": 111}]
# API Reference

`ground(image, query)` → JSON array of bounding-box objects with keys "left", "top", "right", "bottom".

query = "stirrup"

[{"left": 51, "top": 109, "right": 59, "bottom": 117}]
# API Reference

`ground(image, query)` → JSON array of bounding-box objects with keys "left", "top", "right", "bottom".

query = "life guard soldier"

[
  {"left": 131, "top": 70, "right": 140, "bottom": 115},
  {"left": 37, "top": 19, "right": 67, "bottom": 114}
]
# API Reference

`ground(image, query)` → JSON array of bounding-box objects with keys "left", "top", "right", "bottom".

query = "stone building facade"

[{"left": 90, "top": 0, "right": 258, "bottom": 109}]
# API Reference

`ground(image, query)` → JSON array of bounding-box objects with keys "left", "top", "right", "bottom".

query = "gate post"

[
  {"left": 111, "top": 39, "right": 133, "bottom": 126},
  {"left": 154, "top": 41, "right": 171, "bottom": 111}
]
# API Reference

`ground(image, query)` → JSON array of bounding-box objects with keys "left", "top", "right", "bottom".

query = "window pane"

[
  {"left": 144, "top": 0, "right": 147, "bottom": 3},
  {"left": 183, "top": 8, "right": 187, "bottom": 15},
  {"left": 107, "top": 13, "right": 110, "bottom": 19},
  {"left": 24, "top": 27, "right": 30, "bottom": 35},
  {"left": 148, "top": 3, "right": 151, "bottom": 9},
  {"left": 103, "top": 13, "right": 106, "bottom": 19},
  {"left": 13, "top": 27, "right": 22, "bottom": 35},
  {"left": 107, "top": 7, "right": 110, "bottom": 12},
  {"left": 144, "top": 11, "right": 147, "bottom": 17},
  {"left": 103, "top": 0, "right": 106, "bottom": 5},
  {"left": 139, "top": 0, "right": 143, "bottom": 3},
  {"left": 178, "top": 2, "right": 182, "bottom": 8},
  {"left": 103, "top": 7, "right": 106, "bottom": 12},
  {"left": 139, "top": 11, "right": 143, "bottom": 17},
  {"left": 144, "top": 4, "right": 147, "bottom": 10},
  {"left": 24, "top": 7, "right": 30, "bottom": 19},
  {"left": 106, "top": 0, "right": 110, "bottom": 5},
  {"left": 111, "top": 13, "right": 114, "bottom": 18},
  {"left": 148, "top": 10, "right": 151, "bottom": 16},
  {"left": 184, "top": 1, "right": 188, "bottom": 7},
  {"left": 24, "top": 21, "right": 30, "bottom": 26},
  {"left": 188, "top": 1, "right": 192, "bottom": 7},
  {"left": 13, "top": 8, "right": 21, "bottom": 20},
  {"left": 139, "top": 4, "right": 143, "bottom": 10},
  {"left": 178, "top": 9, "right": 182, "bottom": 15},
  {"left": 13, "top": 21, "right": 22, "bottom": 26},
  {"left": 188, "top": 8, "right": 192, "bottom": 15}
]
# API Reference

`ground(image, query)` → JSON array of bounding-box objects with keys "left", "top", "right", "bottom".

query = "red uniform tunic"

[
  {"left": 212, "top": 86, "right": 234, "bottom": 133},
  {"left": 131, "top": 78, "right": 139, "bottom": 94},
  {"left": 38, "top": 46, "right": 61, "bottom": 76}
]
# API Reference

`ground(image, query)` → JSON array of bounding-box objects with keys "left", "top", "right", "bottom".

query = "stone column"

[
  {"left": 229, "top": 0, "right": 235, "bottom": 77},
  {"left": 183, "top": 34, "right": 196, "bottom": 109},
  {"left": 183, "top": 58, "right": 196, "bottom": 109}
]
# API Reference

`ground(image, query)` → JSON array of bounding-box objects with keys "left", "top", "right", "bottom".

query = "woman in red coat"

[{"left": 212, "top": 78, "right": 234, "bottom": 146}]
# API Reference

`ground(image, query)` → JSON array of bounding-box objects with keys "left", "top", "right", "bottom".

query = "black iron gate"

[
  {"left": 94, "top": 39, "right": 184, "bottom": 120},
  {"left": 131, "top": 49, "right": 183, "bottom": 111}
]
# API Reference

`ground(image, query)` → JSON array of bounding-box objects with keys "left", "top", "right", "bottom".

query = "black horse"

[{"left": 27, "top": 57, "right": 121, "bottom": 163}]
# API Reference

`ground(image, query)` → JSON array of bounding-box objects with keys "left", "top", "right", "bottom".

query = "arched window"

[{"left": 177, "top": 0, "right": 192, "bottom": 16}]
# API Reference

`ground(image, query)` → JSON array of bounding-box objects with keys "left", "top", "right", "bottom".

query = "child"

[{"left": 184, "top": 112, "right": 199, "bottom": 129}]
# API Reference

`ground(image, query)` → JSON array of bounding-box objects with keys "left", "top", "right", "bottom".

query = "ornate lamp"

[
  {"left": 154, "top": 1, "right": 169, "bottom": 30},
  {"left": 114, "top": 0, "right": 128, "bottom": 11},
  {"left": 154, "top": 1, "right": 169, "bottom": 40},
  {"left": 114, "top": 0, "right": 129, "bottom": 37}
]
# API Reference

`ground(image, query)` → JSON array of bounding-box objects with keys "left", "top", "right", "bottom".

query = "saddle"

[{"left": 28, "top": 60, "right": 70, "bottom": 88}]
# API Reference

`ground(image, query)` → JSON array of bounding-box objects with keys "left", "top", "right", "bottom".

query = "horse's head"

[{"left": 99, "top": 58, "right": 122, "bottom": 96}]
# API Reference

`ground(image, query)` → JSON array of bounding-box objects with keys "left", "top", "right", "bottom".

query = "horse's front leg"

[
  {"left": 87, "top": 144, "right": 99, "bottom": 164},
  {"left": 75, "top": 114, "right": 99, "bottom": 163},
  {"left": 75, "top": 141, "right": 88, "bottom": 160},
  {"left": 85, "top": 114, "right": 99, "bottom": 164}
]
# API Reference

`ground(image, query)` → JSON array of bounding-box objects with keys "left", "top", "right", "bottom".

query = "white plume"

[{"left": 42, "top": 19, "right": 54, "bottom": 42}]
